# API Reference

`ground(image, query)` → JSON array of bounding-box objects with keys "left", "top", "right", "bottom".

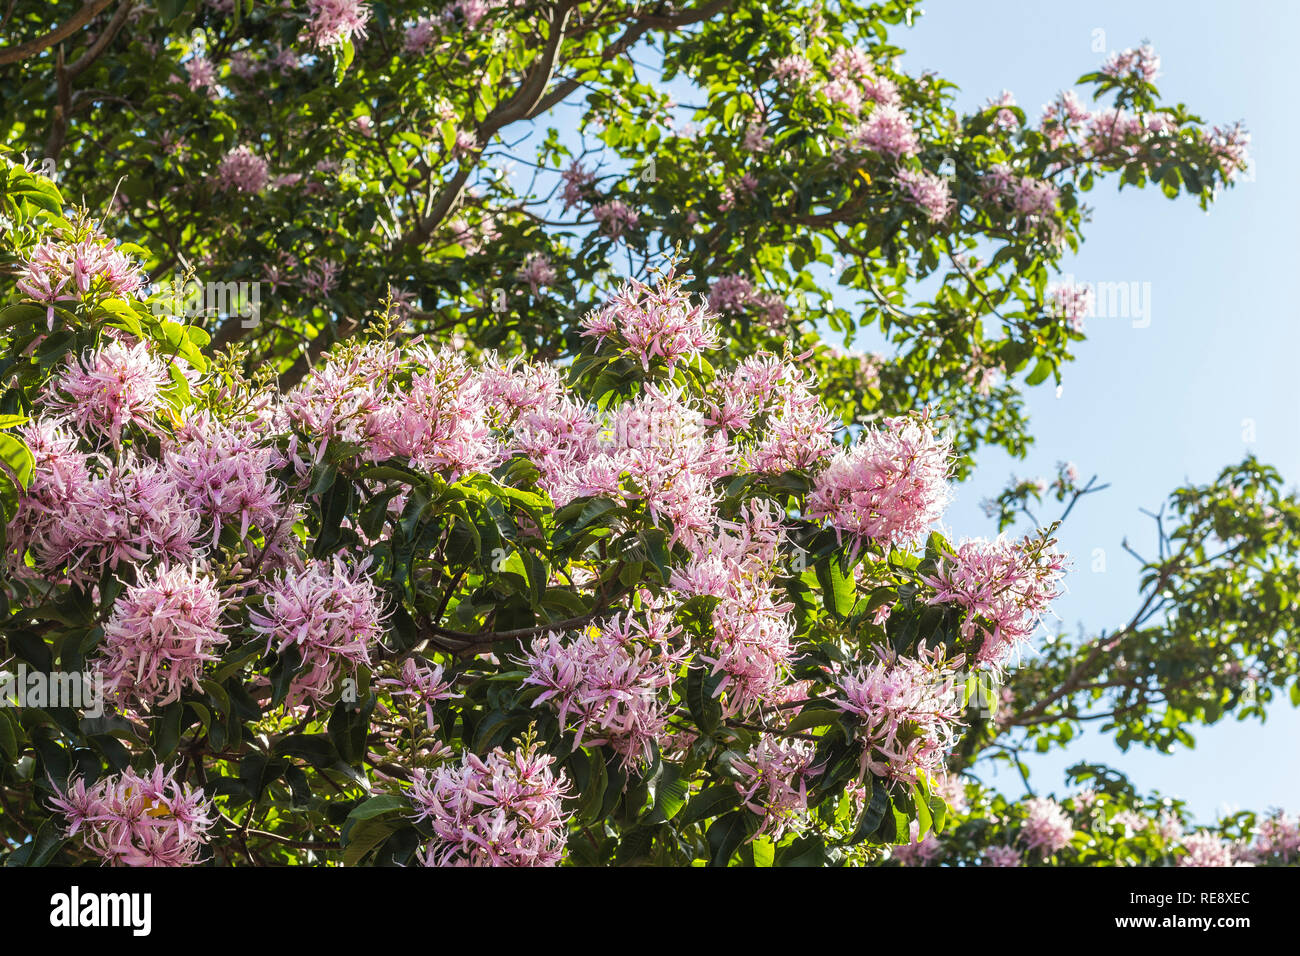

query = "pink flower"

[
  {"left": 379, "top": 659, "right": 456, "bottom": 729},
  {"left": 452, "top": 129, "right": 478, "bottom": 160},
  {"left": 807, "top": 414, "right": 952, "bottom": 551},
  {"left": 707, "top": 274, "right": 756, "bottom": 314},
  {"left": 987, "top": 90, "right": 1019, "bottom": 130},
  {"left": 922, "top": 533, "right": 1066, "bottom": 668},
  {"left": 248, "top": 557, "right": 385, "bottom": 708},
  {"left": 97, "top": 563, "right": 228, "bottom": 707},
  {"left": 893, "top": 819, "right": 944, "bottom": 866},
  {"left": 186, "top": 55, "right": 218, "bottom": 95},
  {"left": 580, "top": 268, "right": 719, "bottom": 372},
  {"left": 835, "top": 643, "right": 965, "bottom": 783},
  {"left": 1178, "top": 830, "right": 1234, "bottom": 867},
  {"left": 983, "top": 845, "right": 1021, "bottom": 867},
  {"left": 771, "top": 54, "right": 813, "bottom": 85},
  {"left": 520, "top": 613, "right": 685, "bottom": 766},
  {"left": 1009, "top": 177, "right": 1059, "bottom": 218},
  {"left": 516, "top": 252, "right": 557, "bottom": 294},
  {"left": 895, "top": 168, "right": 952, "bottom": 222},
  {"left": 1102, "top": 44, "right": 1160, "bottom": 82},
  {"left": 35, "top": 454, "right": 200, "bottom": 584},
  {"left": 701, "top": 581, "right": 796, "bottom": 716},
  {"left": 1207, "top": 122, "right": 1250, "bottom": 182},
  {"left": 1048, "top": 281, "right": 1094, "bottom": 331},
  {"left": 745, "top": 363, "right": 838, "bottom": 472},
  {"left": 1039, "top": 90, "right": 1091, "bottom": 149},
  {"left": 215, "top": 146, "right": 269, "bottom": 194},
  {"left": 1022, "top": 796, "right": 1074, "bottom": 858},
  {"left": 742, "top": 123, "right": 771, "bottom": 153},
  {"left": 409, "top": 742, "right": 570, "bottom": 867},
  {"left": 48, "top": 340, "right": 169, "bottom": 447},
  {"left": 51, "top": 765, "right": 214, "bottom": 866},
  {"left": 17, "top": 234, "right": 146, "bottom": 327},
  {"left": 165, "top": 411, "right": 286, "bottom": 544},
  {"left": 732, "top": 734, "right": 818, "bottom": 839},
  {"left": 403, "top": 16, "right": 439, "bottom": 54},
  {"left": 302, "top": 260, "right": 341, "bottom": 297},
  {"left": 1250, "top": 812, "right": 1300, "bottom": 863},
  {"left": 5, "top": 417, "right": 91, "bottom": 580},
  {"left": 855, "top": 104, "right": 919, "bottom": 158},
  {"left": 560, "top": 161, "right": 596, "bottom": 209},
  {"left": 592, "top": 199, "right": 639, "bottom": 238},
  {"left": 366, "top": 344, "right": 500, "bottom": 478},
  {"left": 303, "top": 0, "right": 370, "bottom": 50}
]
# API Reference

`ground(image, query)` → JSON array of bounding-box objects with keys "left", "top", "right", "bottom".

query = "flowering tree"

[
  {"left": 0, "top": 0, "right": 1249, "bottom": 467},
  {"left": 0, "top": 2, "right": 1292, "bottom": 867}
]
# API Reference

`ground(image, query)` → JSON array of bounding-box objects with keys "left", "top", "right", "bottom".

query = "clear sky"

[{"left": 894, "top": 0, "right": 1300, "bottom": 820}]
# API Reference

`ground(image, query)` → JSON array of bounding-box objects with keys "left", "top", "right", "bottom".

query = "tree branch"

[{"left": 0, "top": 0, "right": 116, "bottom": 66}]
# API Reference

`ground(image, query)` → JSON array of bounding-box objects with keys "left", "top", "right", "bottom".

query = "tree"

[{"left": 0, "top": 1, "right": 1289, "bottom": 867}]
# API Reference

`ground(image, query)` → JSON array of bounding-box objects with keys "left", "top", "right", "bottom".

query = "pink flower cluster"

[
  {"left": 1207, "top": 122, "right": 1251, "bottom": 182},
  {"left": 17, "top": 233, "right": 146, "bottom": 327},
  {"left": 560, "top": 161, "right": 596, "bottom": 209},
  {"left": 854, "top": 104, "right": 919, "bottom": 158},
  {"left": 807, "top": 414, "right": 952, "bottom": 552},
  {"left": 379, "top": 658, "right": 456, "bottom": 730},
  {"left": 1021, "top": 796, "right": 1074, "bottom": 858},
  {"left": 248, "top": 557, "right": 385, "bottom": 707},
  {"left": 922, "top": 534, "right": 1066, "bottom": 668},
  {"left": 987, "top": 90, "right": 1019, "bottom": 130},
  {"left": 186, "top": 55, "right": 218, "bottom": 95},
  {"left": 707, "top": 275, "right": 787, "bottom": 326},
  {"left": 592, "top": 199, "right": 639, "bottom": 238},
  {"left": 703, "top": 571, "right": 797, "bottom": 716},
  {"left": 771, "top": 54, "right": 813, "bottom": 85},
  {"left": 166, "top": 411, "right": 287, "bottom": 545},
  {"left": 818, "top": 48, "right": 899, "bottom": 115},
  {"left": 580, "top": 269, "right": 719, "bottom": 372},
  {"left": 895, "top": 168, "right": 952, "bottom": 223},
  {"left": 1178, "top": 830, "right": 1235, "bottom": 867},
  {"left": 9, "top": 440, "right": 199, "bottom": 586},
  {"left": 403, "top": 16, "right": 439, "bottom": 54},
  {"left": 97, "top": 563, "right": 228, "bottom": 708},
  {"left": 893, "top": 819, "right": 944, "bottom": 866},
  {"left": 516, "top": 252, "right": 557, "bottom": 294},
  {"left": 409, "top": 743, "right": 570, "bottom": 866},
  {"left": 303, "top": 0, "right": 371, "bottom": 50},
  {"left": 521, "top": 613, "right": 685, "bottom": 765},
  {"left": 983, "top": 845, "right": 1022, "bottom": 867},
  {"left": 1102, "top": 44, "right": 1161, "bottom": 82},
  {"left": 1048, "top": 281, "right": 1095, "bottom": 331},
  {"left": 1238, "top": 812, "right": 1300, "bottom": 864},
  {"left": 834, "top": 643, "right": 965, "bottom": 783},
  {"left": 214, "top": 146, "right": 269, "bottom": 194},
  {"left": 706, "top": 354, "right": 837, "bottom": 473},
  {"left": 285, "top": 342, "right": 497, "bottom": 480},
  {"left": 50, "top": 340, "right": 169, "bottom": 447},
  {"left": 51, "top": 766, "right": 214, "bottom": 866},
  {"left": 733, "top": 734, "right": 818, "bottom": 838}
]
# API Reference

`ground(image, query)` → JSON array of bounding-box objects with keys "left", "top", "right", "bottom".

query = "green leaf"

[
  {"left": 678, "top": 782, "right": 742, "bottom": 827},
  {"left": 816, "top": 557, "right": 855, "bottom": 619},
  {"left": 0, "top": 433, "right": 34, "bottom": 489},
  {"left": 686, "top": 665, "right": 722, "bottom": 735},
  {"left": 346, "top": 794, "right": 408, "bottom": 823},
  {"left": 343, "top": 816, "right": 398, "bottom": 867},
  {"left": 706, "top": 810, "right": 757, "bottom": 867}
]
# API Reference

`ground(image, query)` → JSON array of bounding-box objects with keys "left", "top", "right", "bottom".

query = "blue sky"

[{"left": 894, "top": 0, "right": 1300, "bottom": 820}]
